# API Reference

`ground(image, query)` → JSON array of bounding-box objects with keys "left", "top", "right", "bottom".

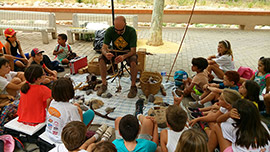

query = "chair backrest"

[
  {"left": 73, "top": 13, "right": 138, "bottom": 29},
  {"left": 0, "top": 10, "right": 56, "bottom": 28}
]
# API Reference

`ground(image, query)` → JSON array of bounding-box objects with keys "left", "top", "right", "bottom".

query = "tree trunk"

[{"left": 146, "top": 0, "right": 164, "bottom": 46}]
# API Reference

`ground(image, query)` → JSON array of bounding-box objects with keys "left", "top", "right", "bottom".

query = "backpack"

[
  {"left": 237, "top": 66, "right": 254, "bottom": 79},
  {"left": 93, "top": 29, "right": 106, "bottom": 53},
  {"left": 174, "top": 70, "right": 188, "bottom": 86},
  {"left": 56, "top": 44, "right": 77, "bottom": 60}
]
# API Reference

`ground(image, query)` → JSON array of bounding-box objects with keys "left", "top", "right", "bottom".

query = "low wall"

[{"left": 1, "top": 7, "right": 270, "bottom": 30}]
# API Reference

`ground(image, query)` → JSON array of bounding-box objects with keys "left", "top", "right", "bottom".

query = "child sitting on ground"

[
  {"left": 0, "top": 58, "right": 25, "bottom": 98},
  {"left": 113, "top": 114, "right": 158, "bottom": 152},
  {"left": 53, "top": 34, "right": 75, "bottom": 64},
  {"left": 46, "top": 78, "right": 94, "bottom": 143},
  {"left": 189, "top": 89, "right": 241, "bottom": 127},
  {"left": 189, "top": 71, "right": 240, "bottom": 108},
  {"left": 183, "top": 57, "right": 209, "bottom": 96},
  {"left": 175, "top": 128, "right": 208, "bottom": 152},
  {"left": 50, "top": 121, "right": 115, "bottom": 152},
  {"left": 0, "top": 41, "right": 15, "bottom": 71},
  {"left": 207, "top": 40, "right": 235, "bottom": 80},
  {"left": 17, "top": 65, "right": 52, "bottom": 125},
  {"left": 30, "top": 48, "right": 57, "bottom": 84},
  {"left": 160, "top": 105, "right": 188, "bottom": 152},
  {"left": 208, "top": 99, "right": 270, "bottom": 152},
  {"left": 4, "top": 28, "right": 30, "bottom": 69},
  {"left": 188, "top": 79, "right": 260, "bottom": 118}
]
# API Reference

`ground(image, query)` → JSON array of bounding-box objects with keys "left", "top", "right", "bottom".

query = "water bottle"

[{"left": 160, "top": 66, "right": 167, "bottom": 77}]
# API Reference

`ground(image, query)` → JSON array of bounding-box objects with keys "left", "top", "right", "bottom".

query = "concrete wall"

[{"left": 1, "top": 7, "right": 270, "bottom": 30}]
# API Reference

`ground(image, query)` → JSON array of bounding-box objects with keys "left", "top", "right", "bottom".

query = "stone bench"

[
  {"left": 67, "top": 13, "right": 138, "bottom": 44},
  {"left": 0, "top": 10, "right": 57, "bottom": 44}
]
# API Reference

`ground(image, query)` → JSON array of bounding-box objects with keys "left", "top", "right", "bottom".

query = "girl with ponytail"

[{"left": 17, "top": 64, "right": 52, "bottom": 126}]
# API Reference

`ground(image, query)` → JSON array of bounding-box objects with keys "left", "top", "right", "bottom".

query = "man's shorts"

[{"left": 99, "top": 51, "right": 137, "bottom": 66}]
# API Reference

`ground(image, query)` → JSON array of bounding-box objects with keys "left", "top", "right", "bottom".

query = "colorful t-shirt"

[
  {"left": 254, "top": 71, "right": 270, "bottom": 94},
  {"left": 219, "top": 83, "right": 239, "bottom": 91},
  {"left": 46, "top": 100, "right": 81, "bottom": 143},
  {"left": 103, "top": 25, "right": 137, "bottom": 51},
  {"left": 17, "top": 85, "right": 51, "bottom": 123},
  {"left": 0, "top": 71, "right": 17, "bottom": 95},
  {"left": 54, "top": 44, "right": 71, "bottom": 60},
  {"left": 113, "top": 138, "right": 157, "bottom": 152}
]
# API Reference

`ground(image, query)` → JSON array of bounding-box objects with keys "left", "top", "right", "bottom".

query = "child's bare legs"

[
  {"left": 200, "top": 89, "right": 210, "bottom": 100},
  {"left": 137, "top": 115, "right": 154, "bottom": 136},
  {"left": 6, "top": 77, "right": 22, "bottom": 96},
  {"left": 61, "top": 58, "right": 69, "bottom": 64},
  {"left": 208, "top": 123, "right": 231, "bottom": 152},
  {"left": 15, "top": 60, "right": 26, "bottom": 68},
  {"left": 200, "top": 92, "right": 219, "bottom": 105},
  {"left": 207, "top": 63, "right": 224, "bottom": 79},
  {"left": 264, "top": 93, "right": 270, "bottom": 114}
]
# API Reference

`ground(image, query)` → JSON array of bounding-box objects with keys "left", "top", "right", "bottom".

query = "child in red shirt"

[{"left": 17, "top": 64, "right": 52, "bottom": 125}]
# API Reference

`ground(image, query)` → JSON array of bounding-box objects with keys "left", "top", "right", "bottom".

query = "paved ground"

[
  {"left": 1, "top": 25, "right": 269, "bottom": 77},
  {"left": 2, "top": 25, "right": 270, "bottom": 151}
]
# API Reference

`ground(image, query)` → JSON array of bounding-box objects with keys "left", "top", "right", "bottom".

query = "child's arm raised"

[{"left": 172, "top": 91, "right": 183, "bottom": 106}]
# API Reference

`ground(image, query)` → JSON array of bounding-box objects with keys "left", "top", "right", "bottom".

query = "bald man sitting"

[{"left": 97, "top": 16, "right": 138, "bottom": 98}]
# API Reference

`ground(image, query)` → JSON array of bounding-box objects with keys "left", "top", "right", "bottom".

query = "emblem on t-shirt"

[
  {"left": 48, "top": 107, "right": 61, "bottom": 118},
  {"left": 114, "top": 36, "right": 128, "bottom": 51}
]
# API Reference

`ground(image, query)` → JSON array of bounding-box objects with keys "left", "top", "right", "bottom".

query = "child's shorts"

[{"left": 14, "top": 53, "right": 30, "bottom": 63}]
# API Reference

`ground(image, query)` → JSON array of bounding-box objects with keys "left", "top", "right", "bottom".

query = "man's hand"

[
  {"left": 114, "top": 55, "right": 124, "bottom": 64},
  {"left": 105, "top": 52, "right": 114, "bottom": 60}
]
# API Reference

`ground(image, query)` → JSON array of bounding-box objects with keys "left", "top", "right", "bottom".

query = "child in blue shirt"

[{"left": 113, "top": 114, "right": 158, "bottom": 152}]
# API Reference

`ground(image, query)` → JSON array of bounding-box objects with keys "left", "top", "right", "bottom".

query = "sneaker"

[
  {"left": 101, "top": 126, "right": 114, "bottom": 141},
  {"left": 190, "top": 112, "right": 203, "bottom": 119},
  {"left": 188, "top": 101, "right": 204, "bottom": 108},
  {"left": 128, "top": 86, "right": 137, "bottom": 98},
  {"left": 191, "top": 92, "right": 200, "bottom": 101},
  {"left": 187, "top": 107, "right": 200, "bottom": 113},
  {"left": 97, "top": 84, "right": 107, "bottom": 96},
  {"left": 135, "top": 99, "right": 144, "bottom": 116},
  {"left": 95, "top": 124, "right": 108, "bottom": 137}
]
